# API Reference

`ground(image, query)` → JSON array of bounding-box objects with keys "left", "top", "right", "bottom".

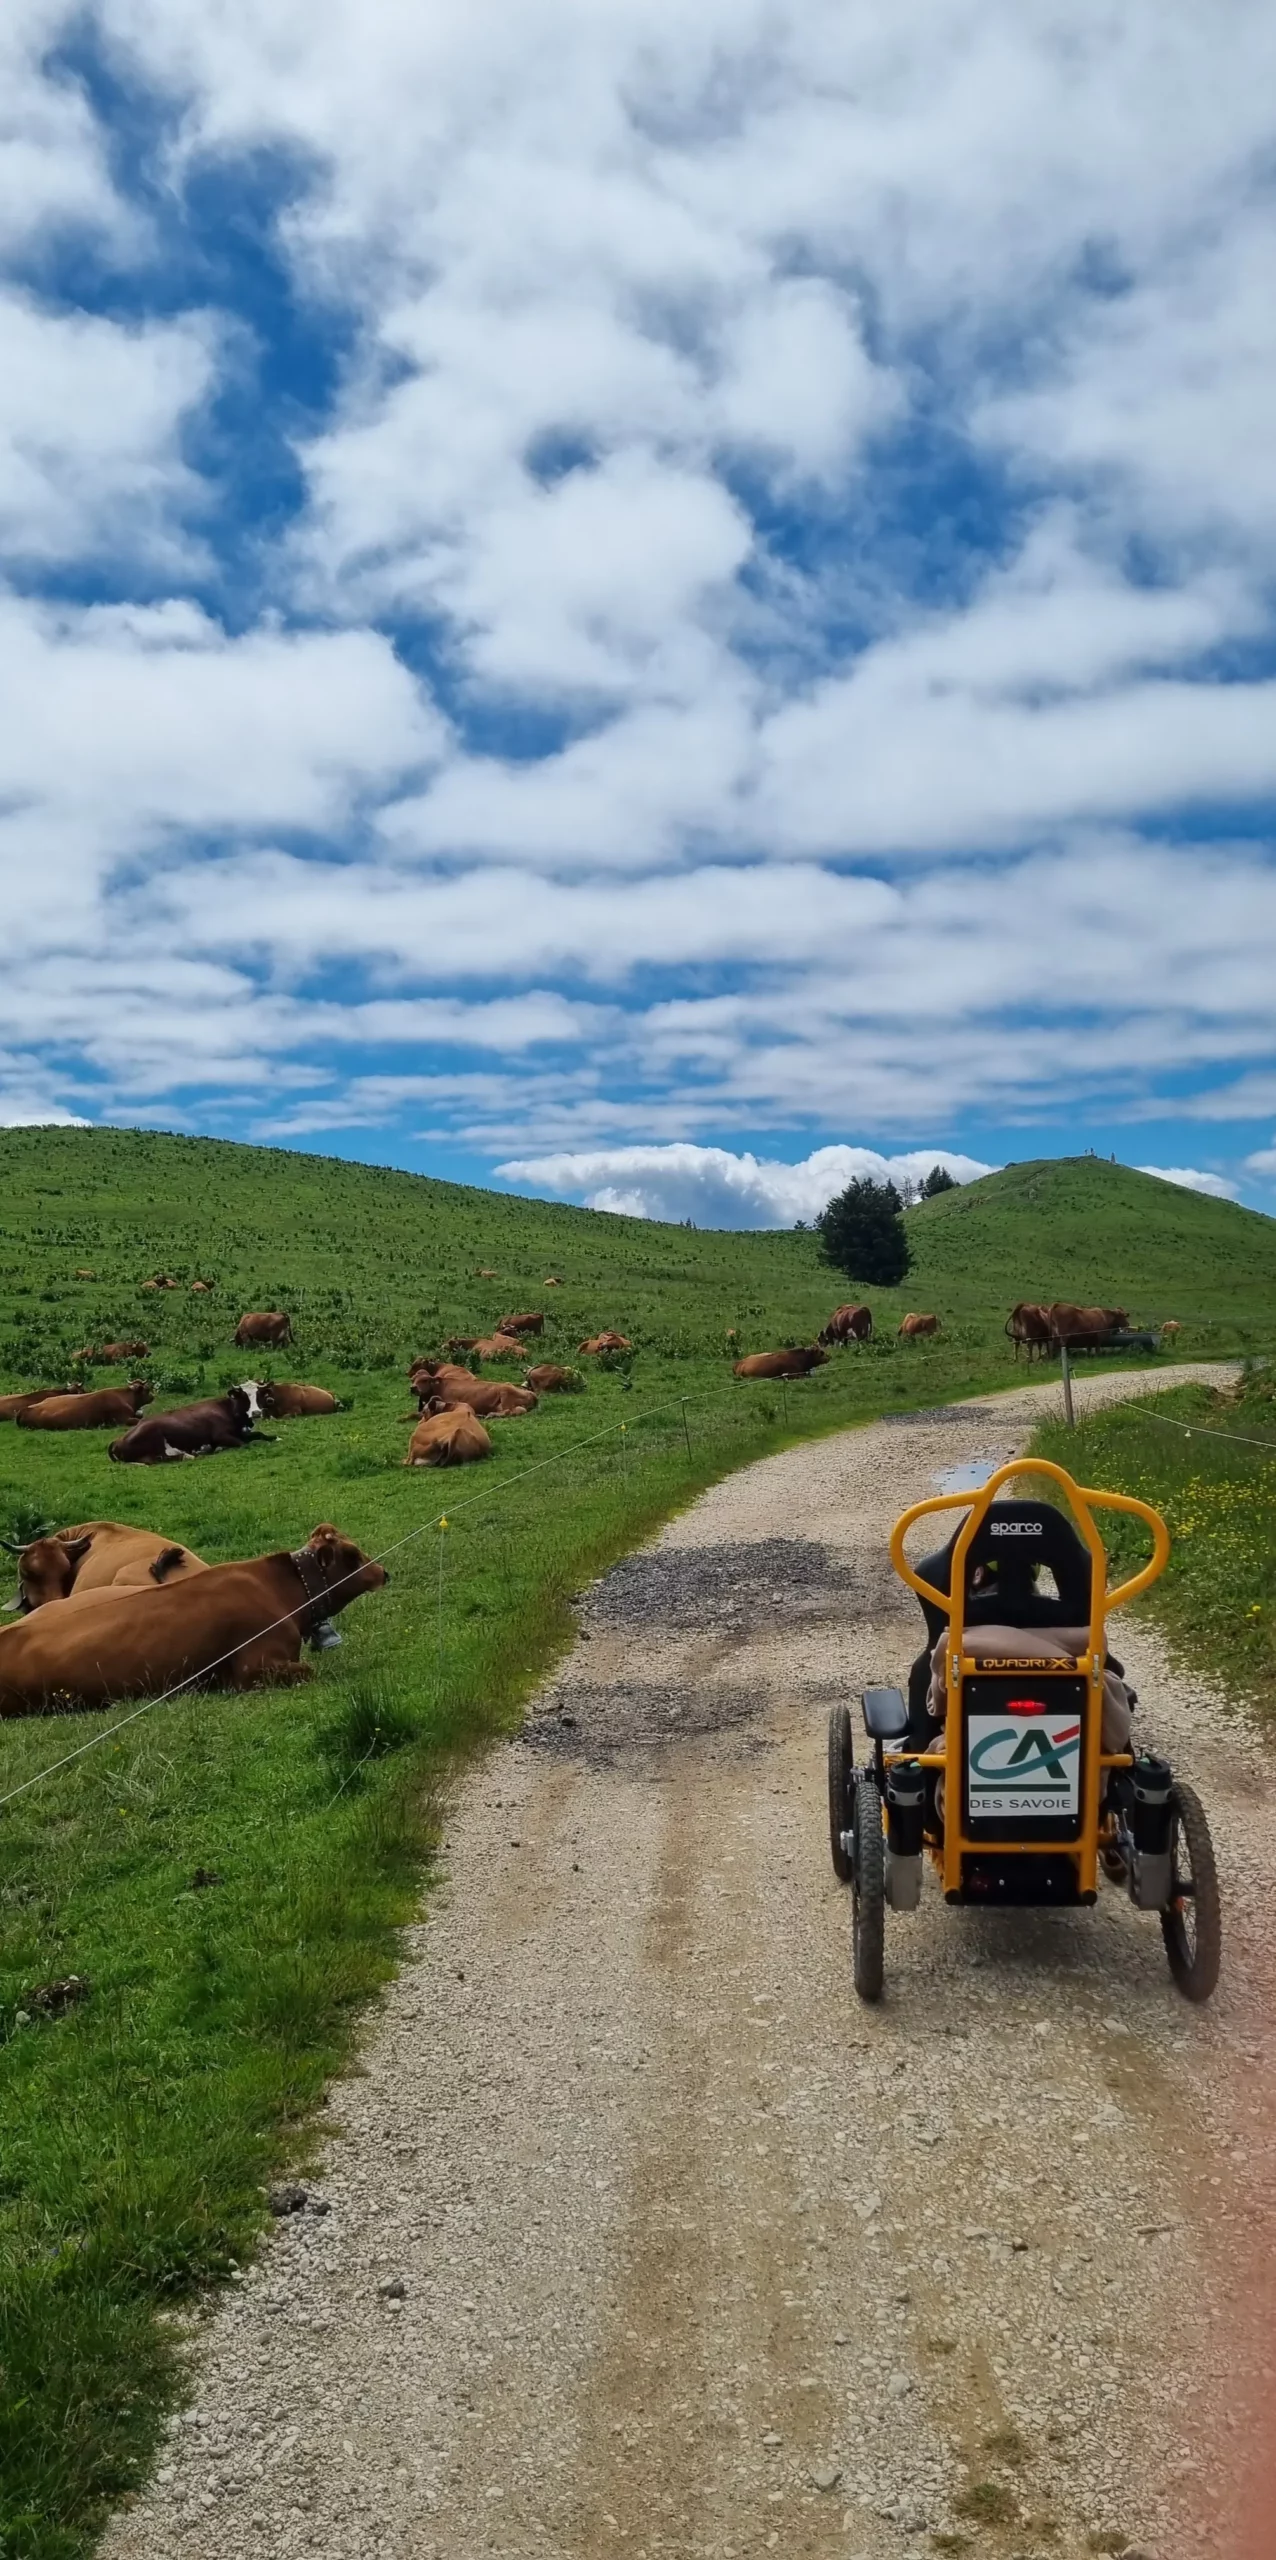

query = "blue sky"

[{"left": 3, "top": 2, "right": 1276, "bottom": 1225}]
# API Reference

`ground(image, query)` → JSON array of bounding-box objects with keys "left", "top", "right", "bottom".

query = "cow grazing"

[
  {"left": 498, "top": 1311, "right": 545, "bottom": 1336},
  {"left": 5, "top": 1522, "right": 207, "bottom": 1612},
  {"left": 578, "top": 1332, "right": 633, "bottom": 1354},
  {"left": 898, "top": 1313, "right": 940, "bottom": 1338},
  {"left": 733, "top": 1347, "right": 829, "bottom": 1380},
  {"left": 1005, "top": 1302, "right": 1052, "bottom": 1363},
  {"left": 108, "top": 1384, "right": 270, "bottom": 1464},
  {"left": 0, "top": 1524, "right": 386, "bottom": 1716},
  {"left": 430, "top": 1380, "right": 537, "bottom": 1419},
  {"left": 524, "top": 1364, "right": 583, "bottom": 1393},
  {"left": 74, "top": 1268, "right": 96, "bottom": 1280},
  {"left": 234, "top": 1310, "right": 292, "bottom": 1348},
  {"left": 1160, "top": 1319, "right": 1181, "bottom": 1337},
  {"left": 18, "top": 1384, "right": 152, "bottom": 1431},
  {"left": 0, "top": 1387, "right": 81, "bottom": 1422},
  {"left": 819, "top": 1302, "right": 873, "bottom": 1347},
  {"left": 255, "top": 1381, "right": 342, "bottom": 1418},
  {"left": 404, "top": 1403, "right": 493, "bottom": 1467}
]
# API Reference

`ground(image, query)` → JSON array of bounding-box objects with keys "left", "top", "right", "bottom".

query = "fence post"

[
  {"left": 781, "top": 1380, "right": 789, "bottom": 1428},
  {"left": 1060, "top": 1344, "right": 1075, "bottom": 1430},
  {"left": 680, "top": 1397, "right": 692, "bottom": 1461}
]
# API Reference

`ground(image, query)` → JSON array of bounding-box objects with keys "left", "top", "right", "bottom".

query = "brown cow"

[
  {"left": 255, "top": 1382, "right": 342, "bottom": 1418},
  {"left": 74, "top": 1268, "right": 96, "bottom": 1280},
  {"left": 5, "top": 1523, "right": 207, "bottom": 1612},
  {"left": 524, "top": 1364, "right": 583, "bottom": 1393},
  {"left": 578, "top": 1332, "right": 633, "bottom": 1354},
  {"left": 898, "top": 1314, "right": 940, "bottom": 1338},
  {"left": 191, "top": 1280, "right": 213, "bottom": 1294},
  {"left": 498, "top": 1311, "right": 545, "bottom": 1336},
  {"left": 444, "top": 1336, "right": 478, "bottom": 1354},
  {"left": 76, "top": 1340, "right": 149, "bottom": 1365},
  {"left": 409, "top": 1360, "right": 480, "bottom": 1393},
  {"left": 1160, "top": 1319, "right": 1181, "bottom": 1337},
  {"left": 469, "top": 1333, "right": 526, "bottom": 1360},
  {"left": 1046, "top": 1303, "right": 1128, "bottom": 1348},
  {"left": 0, "top": 1524, "right": 386, "bottom": 1716},
  {"left": 1005, "top": 1302, "right": 1052, "bottom": 1363},
  {"left": 18, "top": 1384, "right": 152, "bottom": 1431},
  {"left": 141, "top": 1274, "right": 180, "bottom": 1291},
  {"left": 234, "top": 1310, "right": 292, "bottom": 1348},
  {"left": 475, "top": 1267, "right": 500, "bottom": 1279},
  {"left": 431, "top": 1380, "right": 537, "bottom": 1419},
  {"left": 404, "top": 1403, "right": 493, "bottom": 1467},
  {"left": 733, "top": 1347, "right": 828, "bottom": 1379},
  {"left": 819, "top": 1302, "right": 873, "bottom": 1347},
  {"left": 543, "top": 1276, "right": 562, "bottom": 1287},
  {"left": 0, "top": 1387, "right": 81, "bottom": 1422}
]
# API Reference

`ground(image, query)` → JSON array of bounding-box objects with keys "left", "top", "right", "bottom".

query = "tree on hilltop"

[
  {"left": 921, "top": 1163, "right": 958, "bottom": 1197},
  {"left": 816, "top": 1177, "right": 912, "bottom": 1287}
]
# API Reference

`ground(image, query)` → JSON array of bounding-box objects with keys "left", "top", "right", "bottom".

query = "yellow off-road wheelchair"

[{"left": 827, "top": 1459, "right": 1221, "bottom": 2004}]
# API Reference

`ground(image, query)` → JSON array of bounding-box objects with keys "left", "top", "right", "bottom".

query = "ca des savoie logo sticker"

[{"left": 967, "top": 1710, "right": 1082, "bottom": 1818}]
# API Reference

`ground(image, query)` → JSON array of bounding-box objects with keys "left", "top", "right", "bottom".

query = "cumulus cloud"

[
  {"left": 493, "top": 1141, "right": 994, "bottom": 1227},
  {"left": 1136, "top": 1165, "right": 1241, "bottom": 1202},
  {"left": 0, "top": 0, "right": 1274, "bottom": 1180}
]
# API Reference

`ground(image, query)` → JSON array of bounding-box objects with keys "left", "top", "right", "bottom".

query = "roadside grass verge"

[
  {"left": 1030, "top": 1368, "right": 1276, "bottom": 1715},
  {"left": 0, "top": 1345, "right": 1025, "bottom": 2559}
]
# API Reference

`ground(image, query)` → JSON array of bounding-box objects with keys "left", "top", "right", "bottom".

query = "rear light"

[{"left": 1006, "top": 1697, "right": 1049, "bottom": 1715}]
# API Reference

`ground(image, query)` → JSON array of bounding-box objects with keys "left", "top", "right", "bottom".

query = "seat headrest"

[{"left": 914, "top": 1499, "right": 1096, "bottom": 1644}]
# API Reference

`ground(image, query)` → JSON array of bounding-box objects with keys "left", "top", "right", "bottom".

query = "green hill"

[
  {"left": 903, "top": 1155, "right": 1276, "bottom": 1345},
  {"left": 0, "top": 1131, "right": 1271, "bottom": 1390}
]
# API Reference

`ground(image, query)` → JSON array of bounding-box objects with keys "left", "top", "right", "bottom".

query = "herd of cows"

[{"left": 0, "top": 1285, "right": 1177, "bottom": 1717}]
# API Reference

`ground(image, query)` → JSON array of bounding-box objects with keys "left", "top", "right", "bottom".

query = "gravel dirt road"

[{"left": 107, "top": 1365, "right": 1276, "bottom": 2560}]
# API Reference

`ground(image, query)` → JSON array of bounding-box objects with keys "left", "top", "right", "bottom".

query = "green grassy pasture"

[
  {"left": 0, "top": 1126, "right": 1273, "bottom": 2557},
  {"left": 1031, "top": 1369, "right": 1276, "bottom": 1717}
]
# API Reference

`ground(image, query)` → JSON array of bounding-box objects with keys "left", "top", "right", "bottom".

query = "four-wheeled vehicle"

[{"left": 827, "top": 1458, "right": 1221, "bottom": 2003}]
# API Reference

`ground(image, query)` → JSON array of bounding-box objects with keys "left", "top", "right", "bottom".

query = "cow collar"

[{"left": 288, "top": 1543, "right": 337, "bottom": 1634}]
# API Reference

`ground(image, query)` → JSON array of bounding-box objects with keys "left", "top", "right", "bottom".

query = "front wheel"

[
  {"left": 851, "top": 1772, "right": 886, "bottom": 2002},
  {"left": 828, "top": 1704, "right": 854, "bottom": 1882},
  {"left": 1161, "top": 1782, "right": 1221, "bottom": 2003}
]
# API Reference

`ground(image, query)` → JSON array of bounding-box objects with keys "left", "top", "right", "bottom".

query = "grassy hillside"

[
  {"left": 905, "top": 1155, "right": 1276, "bottom": 1347},
  {"left": 0, "top": 1127, "right": 1272, "bottom": 2559}
]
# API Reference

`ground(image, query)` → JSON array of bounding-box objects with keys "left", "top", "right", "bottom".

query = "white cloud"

[
  {"left": 0, "top": 294, "right": 214, "bottom": 568},
  {"left": 493, "top": 1140, "right": 994, "bottom": 1227},
  {"left": 1242, "top": 1142, "right": 1276, "bottom": 1180},
  {"left": 1136, "top": 1164, "right": 1240, "bottom": 1202}
]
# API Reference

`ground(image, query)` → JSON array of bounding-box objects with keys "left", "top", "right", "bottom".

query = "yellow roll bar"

[{"left": 887, "top": 1459, "right": 1170, "bottom": 1898}]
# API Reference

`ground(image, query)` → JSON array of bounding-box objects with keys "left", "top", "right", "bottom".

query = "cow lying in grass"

[
  {"left": 4, "top": 1522, "right": 207, "bottom": 1612},
  {"left": 733, "top": 1347, "right": 828, "bottom": 1379},
  {"left": 0, "top": 1387, "right": 83, "bottom": 1421},
  {"left": 404, "top": 1403, "right": 493, "bottom": 1466},
  {"left": 524, "top": 1364, "right": 583, "bottom": 1393},
  {"left": 0, "top": 1525, "right": 386, "bottom": 1716},
  {"left": 578, "top": 1332, "right": 632, "bottom": 1354},
  {"left": 427, "top": 1379, "right": 537, "bottom": 1419},
  {"left": 256, "top": 1381, "right": 341, "bottom": 1417},
  {"left": 18, "top": 1384, "right": 152, "bottom": 1431},
  {"left": 109, "top": 1385, "right": 271, "bottom": 1463}
]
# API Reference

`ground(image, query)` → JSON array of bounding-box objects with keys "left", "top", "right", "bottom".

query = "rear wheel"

[
  {"left": 1161, "top": 1782, "right": 1221, "bottom": 2003},
  {"left": 851, "top": 1771, "right": 886, "bottom": 2003},
  {"left": 828, "top": 1704, "right": 854, "bottom": 1882}
]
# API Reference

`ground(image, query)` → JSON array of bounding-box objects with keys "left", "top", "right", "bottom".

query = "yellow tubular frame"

[{"left": 887, "top": 1459, "right": 1170, "bottom": 1899}]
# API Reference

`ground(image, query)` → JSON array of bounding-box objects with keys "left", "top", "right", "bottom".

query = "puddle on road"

[{"left": 931, "top": 1453, "right": 1013, "bottom": 1494}]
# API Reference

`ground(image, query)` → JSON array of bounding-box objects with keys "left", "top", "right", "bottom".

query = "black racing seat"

[{"left": 905, "top": 1499, "right": 1101, "bottom": 1744}]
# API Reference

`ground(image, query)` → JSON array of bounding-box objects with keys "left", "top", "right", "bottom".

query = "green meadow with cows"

[{"left": 2, "top": 1124, "right": 1275, "bottom": 2558}]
